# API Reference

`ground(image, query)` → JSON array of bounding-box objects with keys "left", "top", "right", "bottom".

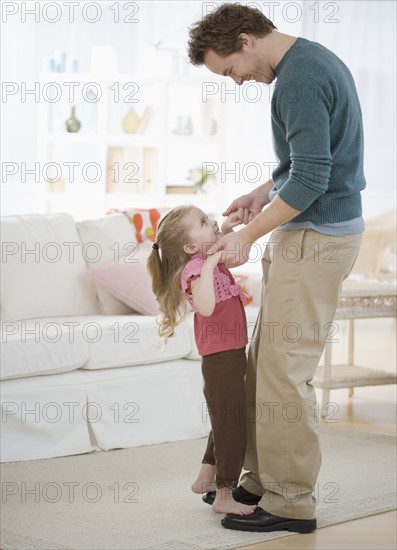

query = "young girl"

[{"left": 147, "top": 205, "right": 256, "bottom": 516}]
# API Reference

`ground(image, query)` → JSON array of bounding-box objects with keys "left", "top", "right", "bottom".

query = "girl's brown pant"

[{"left": 201, "top": 346, "right": 247, "bottom": 489}]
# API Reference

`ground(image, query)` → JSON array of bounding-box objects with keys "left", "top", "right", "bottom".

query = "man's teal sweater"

[{"left": 270, "top": 37, "right": 366, "bottom": 224}]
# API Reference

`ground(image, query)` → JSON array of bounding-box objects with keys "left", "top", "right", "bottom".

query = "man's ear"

[
  {"left": 239, "top": 33, "right": 254, "bottom": 48},
  {"left": 183, "top": 243, "right": 198, "bottom": 255}
]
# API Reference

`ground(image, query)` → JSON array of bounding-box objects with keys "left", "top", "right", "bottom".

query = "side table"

[{"left": 312, "top": 276, "right": 397, "bottom": 418}]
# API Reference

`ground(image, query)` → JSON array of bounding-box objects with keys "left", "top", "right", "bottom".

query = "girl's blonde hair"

[{"left": 147, "top": 205, "right": 193, "bottom": 342}]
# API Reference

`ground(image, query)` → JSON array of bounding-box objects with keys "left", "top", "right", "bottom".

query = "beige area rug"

[{"left": 1, "top": 427, "right": 396, "bottom": 550}]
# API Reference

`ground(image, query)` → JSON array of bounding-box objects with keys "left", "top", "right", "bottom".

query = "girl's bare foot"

[
  {"left": 212, "top": 487, "right": 257, "bottom": 515},
  {"left": 191, "top": 463, "right": 216, "bottom": 494}
]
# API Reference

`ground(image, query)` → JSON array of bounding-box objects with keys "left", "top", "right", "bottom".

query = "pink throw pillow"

[{"left": 88, "top": 242, "right": 160, "bottom": 316}]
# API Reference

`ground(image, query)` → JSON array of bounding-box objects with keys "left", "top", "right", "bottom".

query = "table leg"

[
  {"left": 321, "top": 341, "right": 332, "bottom": 418},
  {"left": 347, "top": 319, "right": 355, "bottom": 397}
]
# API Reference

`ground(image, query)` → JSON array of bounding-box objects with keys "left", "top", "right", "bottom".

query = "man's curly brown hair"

[{"left": 187, "top": 3, "right": 277, "bottom": 66}]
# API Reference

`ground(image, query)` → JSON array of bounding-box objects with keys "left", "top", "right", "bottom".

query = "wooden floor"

[{"left": 235, "top": 317, "right": 397, "bottom": 550}]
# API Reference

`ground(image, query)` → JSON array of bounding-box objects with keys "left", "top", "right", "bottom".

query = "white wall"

[
  {"left": 1, "top": 0, "right": 395, "bottom": 221},
  {"left": 300, "top": 0, "right": 397, "bottom": 219}
]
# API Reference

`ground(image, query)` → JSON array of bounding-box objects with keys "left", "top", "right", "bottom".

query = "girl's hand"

[
  {"left": 206, "top": 229, "right": 252, "bottom": 267},
  {"left": 221, "top": 211, "right": 243, "bottom": 234},
  {"left": 191, "top": 250, "right": 224, "bottom": 316},
  {"left": 204, "top": 249, "right": 224, "bottom": 269}
]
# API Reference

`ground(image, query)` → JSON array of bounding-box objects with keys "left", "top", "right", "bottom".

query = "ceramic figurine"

[{"left": 123, "top": 107, "right": 141, "bottom": 134}]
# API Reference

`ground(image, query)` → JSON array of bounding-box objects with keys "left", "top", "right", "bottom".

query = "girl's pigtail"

[
  {"left": 147, "top": 246, "right": 164, "bottom": 299},
  {"left": 146, "top": 205, "right": 192, "bottom": 343}
]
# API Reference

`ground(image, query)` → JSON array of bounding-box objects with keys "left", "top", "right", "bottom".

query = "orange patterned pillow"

[
  {"left": 233, "top": 274, "right": 253, "bottom": 306},
  {"left": 108, "top": 208, "right": 161, "bottom": 243}
]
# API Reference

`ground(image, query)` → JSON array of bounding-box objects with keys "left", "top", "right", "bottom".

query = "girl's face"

[{"left": 183, "top": 207, "right": 221, "bottom": 256}]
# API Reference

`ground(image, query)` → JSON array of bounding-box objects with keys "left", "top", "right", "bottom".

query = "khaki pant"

[{"left": 240, "top": 229, "right": 363, "bottom": 519}]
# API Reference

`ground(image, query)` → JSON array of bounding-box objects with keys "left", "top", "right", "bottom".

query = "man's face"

[{"left": 204, "top": 41, "right": 276, "bottom": 85}]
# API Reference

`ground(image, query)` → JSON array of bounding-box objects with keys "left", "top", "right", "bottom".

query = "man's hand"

[
  {"left": 220, "top": 211, "right": 243, "bottom": 234},
  {"left": 207, "top": 228, "right": 253, "bottom": 268},
  {"left": 209, "top": 193, "right": 302, "bottom": 267},
  {"left": 223, "top": 181, "right": 273, "bottom": 225}
]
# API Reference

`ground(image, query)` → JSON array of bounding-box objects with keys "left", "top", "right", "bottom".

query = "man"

[{"left": 187, "top": 3, "right": 365, "bottom": 533}]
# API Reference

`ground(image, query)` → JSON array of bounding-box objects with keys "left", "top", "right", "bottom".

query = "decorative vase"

[
  {"left": 172, "top": 116, "right": 193, "bottom": 135},
  {"left": 209, "top": 118, "right": 217, "bottom": 136},
  {"left": 122, "top": 107, "right": 141, "bottom": 134},
  {"left": 65, "top": 106, "right": 81, "bottom": 133}
]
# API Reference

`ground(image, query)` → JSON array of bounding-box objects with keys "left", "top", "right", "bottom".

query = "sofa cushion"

[
  {"left": 0, "top": 213, "right": 99, "bottom": 321},
  {"left": 88, "top": 242, "right": 160, "bottom": 316},
  {"left": 0, "top": 319, "right": 89, "bottom": 380},
  {"left": 43, "top": 315, "right": 192, "bottom": 370},
  {"left": 76, "top": 214, "right": 137, "bottom": 315}
]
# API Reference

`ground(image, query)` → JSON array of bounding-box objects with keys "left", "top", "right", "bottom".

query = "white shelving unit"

[{"left": 37, "top": 71, "right": 226, "bottom": 216}]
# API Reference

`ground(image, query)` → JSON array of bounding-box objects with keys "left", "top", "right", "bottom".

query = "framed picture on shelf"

[{"left": 106, "top": 146, "right": 139, "bottom": 193}]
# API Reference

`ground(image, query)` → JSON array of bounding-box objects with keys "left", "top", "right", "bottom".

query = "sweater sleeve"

[
  {"left": 272, "top": 74, "right": 334, "bottom": 211},
  {"left": 180, "top": 255, "right": 205, "bottom": 295}
]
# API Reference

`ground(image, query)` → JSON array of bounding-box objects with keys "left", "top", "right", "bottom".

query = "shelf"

[
  {"left": 42, "top": 133, "right": 160, "bottom": 147},
  {"left": 313, "top": 364, "right": 397, "bottom": 390},
  {"left": 38, "top": 72, "right": 223, "bottom": 85},
  {"left": 106, "top": 134, "right": 160, "bottom": 147},
  {"left": 38, "top": 70, "right": 225, "bottom": 211},
  {"left": 45, "top": 184, "right": 103, "bottom": 195},
  {"left": 167, "top": 135, "right": 218, "bottom": 144},
  {"left": 44, "top": 133, "right": 101, "bottom": 143}
]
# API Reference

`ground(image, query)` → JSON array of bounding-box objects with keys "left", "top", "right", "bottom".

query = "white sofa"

[{"left": 0, "top": 212, "right": 261, "bottom": 462}]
